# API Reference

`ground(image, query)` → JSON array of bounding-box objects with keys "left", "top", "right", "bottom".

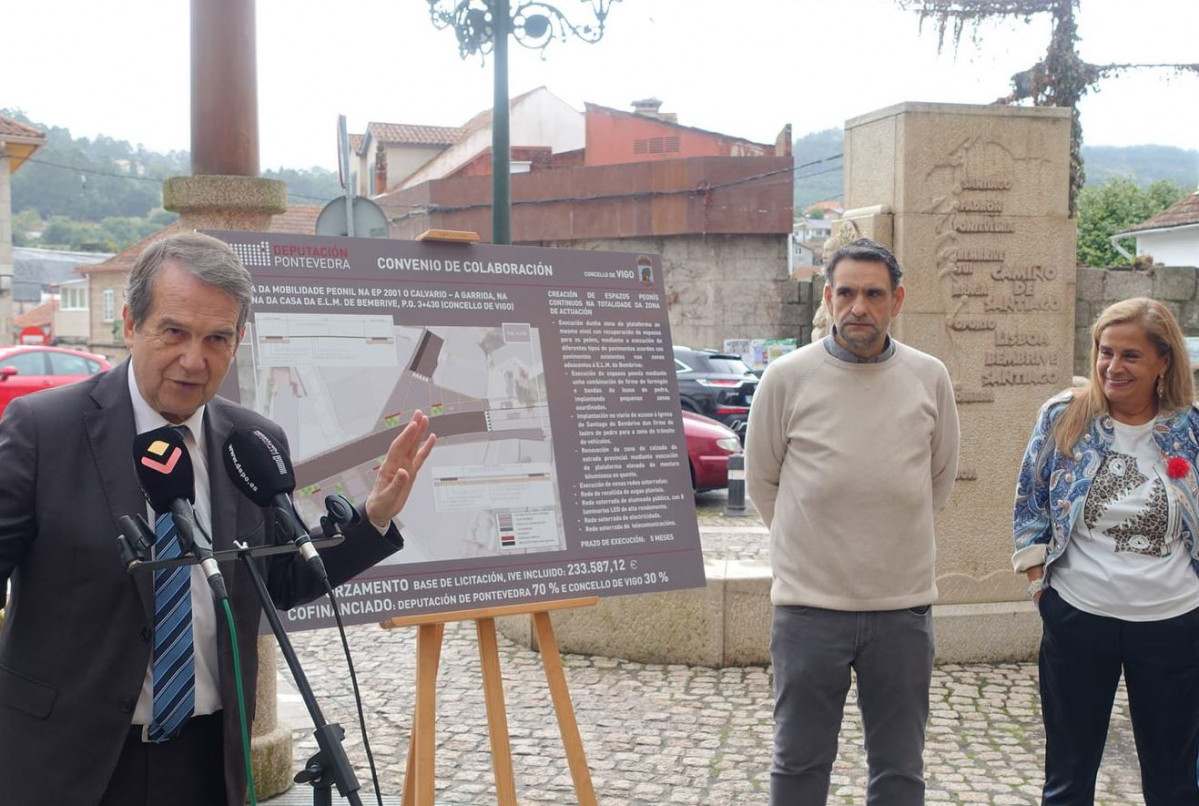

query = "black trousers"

[
  {"left": 99, "top": 713, "right": 227, "bottom": 806},
  {"left": 1039, "top": 588, "right": 1199, "bottom": 806}
]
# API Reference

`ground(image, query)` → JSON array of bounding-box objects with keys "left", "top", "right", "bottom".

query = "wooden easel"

[{"left": 381, "top": 597, "right": 600, "bottom": 806}]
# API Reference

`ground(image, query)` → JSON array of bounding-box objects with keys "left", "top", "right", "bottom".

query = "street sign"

[{"left": 18, "top": 326, "right": 47, "bottom": 345}]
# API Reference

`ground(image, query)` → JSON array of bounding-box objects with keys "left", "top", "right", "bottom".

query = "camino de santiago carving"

[{"left": 843, "top": 102, "right": 1076, "bottom": 605}]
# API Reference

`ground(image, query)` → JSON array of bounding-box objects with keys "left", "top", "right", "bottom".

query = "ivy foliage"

[{"left": 899, "top": 1, "right": 1199, "bottom": 215}]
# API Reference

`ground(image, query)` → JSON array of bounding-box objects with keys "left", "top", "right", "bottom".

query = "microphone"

[
  {"left": 222, "top": 428, "right": 329, "bottom": 583},
  {"left": 116, "top": 514, "right": 155, "bottom": 571},
  {"left": 133, "top": 425, "right": 228, "bottom": 601}
]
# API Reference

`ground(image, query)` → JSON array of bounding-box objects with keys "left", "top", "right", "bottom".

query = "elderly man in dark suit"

[{"left": 0, "top": 232, "right": 435, "bottom": 806}]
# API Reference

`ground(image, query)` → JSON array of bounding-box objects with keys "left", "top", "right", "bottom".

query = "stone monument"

[{"left": 842, "top": 102, "right": 1077, "bottom": 657}]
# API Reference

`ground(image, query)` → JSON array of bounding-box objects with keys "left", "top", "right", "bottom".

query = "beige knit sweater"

[{"left": 745, "top": 340, "right": 959, "bottom": 611}]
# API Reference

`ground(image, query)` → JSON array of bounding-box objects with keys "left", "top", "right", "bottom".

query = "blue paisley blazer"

[{"left": 1012, "top": 391, "right": 1199, "bottom": 577}]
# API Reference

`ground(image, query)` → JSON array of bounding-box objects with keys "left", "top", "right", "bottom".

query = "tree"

[
  {"left": 261, "top": 166, "right": 342, "bottom": 205},
  {"left": 899, "top": 1, "right": 1199, "bottom": 215},
  {"left": 1, "top": 109, "right": 188, "bottom": 222},
  {"left": 10, "top": 209, "right": 42, "bottom": 247},
  {"left": 1075, "top": 178, "right": 1187, "bottom": 267}
]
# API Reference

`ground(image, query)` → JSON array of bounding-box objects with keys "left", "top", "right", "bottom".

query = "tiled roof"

[
  {"left": 584, "top": 101, "right": 774, "bottom": 149},
  {"left": 367, "top": 122, "right": 464, "bottom": 146},
  {"left": 268, "top": 205, "right": 321, "bottom": 234},
  {"left": 80, "top": 206, "right": 322, "bottom": 275},
  {"left": 1121, "top": 191, "right": 1199, "bottom": 234},
  {"left": 0, "top": 114, "right": 45, "bottom": 141},
  {"left": 13, "top": 300, "right": 57, "bottom": 329}
]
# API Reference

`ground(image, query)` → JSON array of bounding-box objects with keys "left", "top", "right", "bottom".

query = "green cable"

[{"left": 222, "top": 598, "right": 257, "bottom": 806}]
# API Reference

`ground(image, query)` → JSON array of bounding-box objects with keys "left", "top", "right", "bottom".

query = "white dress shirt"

[{"left": 128, "top": 367, "right": 222, "bottom": 724}]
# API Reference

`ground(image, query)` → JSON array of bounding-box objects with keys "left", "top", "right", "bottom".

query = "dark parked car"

[
  {"left": 0, "top": 345, "right": 112, "bottom": 419},
  {"left": 683, "top": 410, "right": 742, "bottom": 491},
  {"left": 674, "top": 346, "right": 758, "bottom": 438}
]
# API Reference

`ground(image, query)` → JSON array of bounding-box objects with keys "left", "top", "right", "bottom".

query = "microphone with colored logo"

[
  {"left": 222, "top": 428, "right": 329, "bottom": 583},
  {"left": 133, "top": 425, "right": 228, "bottom": 601}
]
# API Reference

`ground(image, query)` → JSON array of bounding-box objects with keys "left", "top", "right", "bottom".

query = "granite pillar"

[
  {"left": 844, "top": 102, "right": 1076, "bottom": 608},
  {"left": 165, "top": 175, "right": 290, "bottom": 798}
]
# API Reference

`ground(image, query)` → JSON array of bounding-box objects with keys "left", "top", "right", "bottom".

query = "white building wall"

[
  {"left": 398, "top": 88, "right": 584, "bottom": 189},
  {"left": 384, "top": 144, "right": 448, "bottom": 189},
  {"left": 1136, "top": 226, "right": 1199, "bottom": 267},
  {"left": 54, "top": 309, "right": 90, "bottom": 342}
]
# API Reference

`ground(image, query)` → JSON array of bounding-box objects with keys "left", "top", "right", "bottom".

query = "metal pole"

[
  {"left": 492, "top": 0, "right": 511, "bottom": 244},
  {"left": 724, "top": 453, "right": 747, "bottom": 517},
  {"left": 339, "top": 115, "right": 355, "bottom": 237}
]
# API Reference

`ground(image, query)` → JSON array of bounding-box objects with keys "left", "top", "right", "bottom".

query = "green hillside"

[
  {"left": 792, "top": 128, "right": 845, "bottom": 210},
  {"left": 2, "top": 109, "right": 342, "bottom": 252},
  {"left": 1080, "top": 145, "right": 1199, "bottom": 190},
  {"left": 792, "top": 129, "right": 1198, "bottom": 210}
]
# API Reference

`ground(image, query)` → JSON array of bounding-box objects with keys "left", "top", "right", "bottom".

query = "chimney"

[
  {"left": 631, "top": 97, "right": 664, "bottom": 119},
  {"left": 374, "top": 143, "right": 388, "bottom": 196}
]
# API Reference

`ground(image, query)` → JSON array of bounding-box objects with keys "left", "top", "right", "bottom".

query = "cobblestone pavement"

[{"left": 265, "top": 500, "right": 1149, "bottom": 805}]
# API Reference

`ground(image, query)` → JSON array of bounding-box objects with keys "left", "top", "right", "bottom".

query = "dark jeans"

[
  {"left": 100, "top": 712, "right": 226, "bottom": 806},
  {"left": 1039, "top": 588, "right": 1199, "bottom": 806},
  {"left": 770, "top": 604, "right": 935, "bottom": 806}
]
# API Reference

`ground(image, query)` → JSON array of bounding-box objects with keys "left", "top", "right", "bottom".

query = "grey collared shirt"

[{"left": 823, "top": 327, "right": 895, "bottom": 363}]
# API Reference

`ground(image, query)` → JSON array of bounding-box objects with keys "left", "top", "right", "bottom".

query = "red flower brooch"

[{"left": 1167, "top": 456, "right": 1191, "bottom": 479}]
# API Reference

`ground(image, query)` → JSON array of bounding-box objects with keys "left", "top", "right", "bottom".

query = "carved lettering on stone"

[
  {"left": 983, "top": 295, "right": 1064, "bottom": 314},
  {"left": 953, "top": 249, "right": 1006, "bottom": 262},
  {"left": 954, "top": 388, "right": 996, "bottom": 404},
  {"left": 946, "top": 316, "right": 998, "bottom": 332},
  {"left": 995, "top": 329, "right": 1050, "bottom": 347},
  {"left": 951, "top": 280, "right": 991, "bottom": 297},
  {"left": 959, "top": 178, "right": 1012, "bottom": 191},
  {"left": 984, "top": 349, "right": 1060, "bottom": 367},
  {"left": 956, "top": 218, "right": 1017, "bottom": 234},
  {"left": 981, "top": 367, "right": 1061, "bottom": 386},
  {"left": 956, "top": 199, "right": 1005, "bottom": 214}
]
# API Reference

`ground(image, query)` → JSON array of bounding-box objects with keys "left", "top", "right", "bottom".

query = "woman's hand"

[{"left": 1026, "top": 566, "right": 1047, "bottom": 605}]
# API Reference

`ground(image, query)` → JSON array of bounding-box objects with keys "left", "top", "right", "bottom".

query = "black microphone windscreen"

[
  {"left": 133, "top": 425, "right": 195, "bottom": 513},
  {"left": 222, "top": 428, "right": 296, "bottom": 507}
]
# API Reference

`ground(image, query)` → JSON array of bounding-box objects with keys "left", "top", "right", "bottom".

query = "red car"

[
  {"left": 0, "top": 345, "right": 112, "bottom": 419},
  {"left": 683, "top": 410, "right": 742, "bottom": 492}
]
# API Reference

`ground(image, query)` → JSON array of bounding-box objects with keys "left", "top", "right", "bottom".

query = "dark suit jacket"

[{"left": 0, "top": 361, "right": 403, "bottom": 805}]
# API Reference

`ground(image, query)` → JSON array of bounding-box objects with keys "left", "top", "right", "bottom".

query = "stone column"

[
  {"left": 843, "top": 102, "right": 1076, "bottom": 661},
  {"left": 165, "top": 175, "right": 291, "bottom": 795}
]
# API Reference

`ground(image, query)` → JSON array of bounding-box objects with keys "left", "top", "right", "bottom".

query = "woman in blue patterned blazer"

[{"left": 1013, "top": 297, "right": 1199, "bottom": 806}]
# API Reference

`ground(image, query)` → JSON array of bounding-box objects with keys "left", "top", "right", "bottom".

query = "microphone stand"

[
  {"left": 120, "top": 519, "right": 363, "bottom": 805},
  {"left": 236, "top": 543, "right": 363, "bottom": 806}
]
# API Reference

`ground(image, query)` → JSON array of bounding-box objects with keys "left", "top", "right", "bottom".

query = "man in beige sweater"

[{"left": 746, "top": 238, "right": 959, "bottom": 806}]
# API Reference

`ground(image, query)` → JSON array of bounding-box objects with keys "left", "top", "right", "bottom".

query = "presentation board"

[{"left": 209, "top": 232, "right": 707, "bottom": 630}]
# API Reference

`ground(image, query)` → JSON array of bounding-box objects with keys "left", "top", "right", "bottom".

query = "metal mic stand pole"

[{"left": 236, "top": 547, "right": 363, "bottom": 806}]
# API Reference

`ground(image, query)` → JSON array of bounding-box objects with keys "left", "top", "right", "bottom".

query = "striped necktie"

[{"left": 145, "top": 434, "right": 196, "bottom": 743}]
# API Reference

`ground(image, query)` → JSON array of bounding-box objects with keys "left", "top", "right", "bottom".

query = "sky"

[{"left": 3, "top": 0, "right": 1196, "bottom": 172}]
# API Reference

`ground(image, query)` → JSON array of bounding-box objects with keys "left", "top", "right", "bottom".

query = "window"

[
  {"left": 0, "top": 351, "right": 47, "bottom": 376},
  {"left": 48, "top": 351, "right": 100, "bottom": 376},
  {"left": 60, "top": 286, "right": 88, "bottom": 310},
  {"left": 633, "top": 137, "right": 681, "bottom": 156},
  {"left": 102, "top": 289, "right": 115, "bottom": 323}
]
